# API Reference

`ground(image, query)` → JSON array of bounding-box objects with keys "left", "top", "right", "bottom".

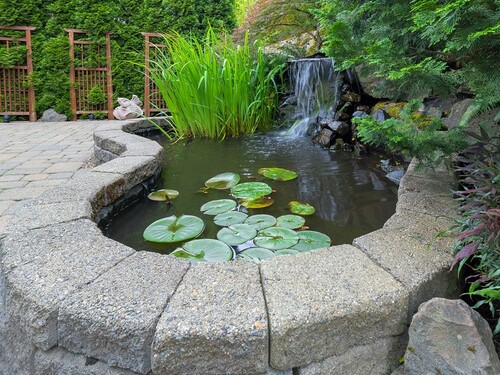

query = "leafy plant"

[
  {"left": 87, "top": 85, "right": 106, "bottom": 106},
  {"left": 354, "top": 100, "right": 469, "bottom": 167},
  {"left": 148, "top": 27, "right": 285, "bottom": 139},
  {"left": 289, "top": 200, "right": 316, "bottom": 215},
  {"left": 258, "top": 167, "right": 297, "bottom": 181},
  {"left": 451, "top": 126, "right": 500, "bottom": 335},
  {"left": 143, "top": 215, "right": 205, "bottom": 243}
]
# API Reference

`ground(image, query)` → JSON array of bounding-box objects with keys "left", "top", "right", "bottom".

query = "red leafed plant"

[{"left": 452, "top": 125, "right": 500, "bottom": 336}]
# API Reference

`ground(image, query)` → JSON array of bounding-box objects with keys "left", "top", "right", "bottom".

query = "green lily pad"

[
  {"left": 275, "top": 249, "right": 300, "bottom": 256},
  {"left": 240, "top": 196, "right": 274, "bottom": 209},
  {"left": 240, "top": 247, "right": 276, "bottom": 262},
  {"left": 148, "top": 189, "right": 179, "bottom": 202},
  {"left": 213, "top": 211, "right": 248, "bottom": 226},
  {"left": 276, "top": 214, "right": 305, "bottom": 229},
  {"left": 244, "top": 214, "right": 277, "bottom": 230},
  {"left": 258, "top": 167, "right": 298, "bottom": 181},
  {"left": 291, "top": 230, "right": 331, "bottom": 252},
  {"left": 172, "top": 239, "right": 233, "bottom": 262},
  {"left": 217, "top": 224, "right": 257, "bottom": 246},
  {"left": 289, "top": 200, "right": 316, "bottom": 216},
  {"left": 254, "top": 227, "right": 299, "bottom": 250},
  {"left": 230, "top": 182, "right": 272, "bottom": 199},
  {"left": 200, "top": 199, "right": 237, "bottom": 215},
  {"left": 143, "top": 215, "right": 205, "bottom": 243},
  {"left": 205, "top": 172, "right": 240, "bottom": 190}
]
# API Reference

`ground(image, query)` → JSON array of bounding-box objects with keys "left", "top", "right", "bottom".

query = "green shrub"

[{"left": 149, "top": 28, "right": 285, "bottom": 139}]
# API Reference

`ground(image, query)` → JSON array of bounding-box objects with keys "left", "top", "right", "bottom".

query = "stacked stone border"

[{"left": 0, "top": 119, "right": 460, "bottom": 374}]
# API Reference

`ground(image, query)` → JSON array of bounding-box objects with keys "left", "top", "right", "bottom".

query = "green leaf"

[
  {"left": 240, "top": 196, "right": 274, "bottom": 208},
  {"left": 217, "top": 224, "right": 257, "bottom": 245},
  {"left": 276, "top": 215, "right": 305, "bottom": 229},
  {"left": 205, "top": 172, "right": 240, "bottom": 189},
  {"left": 200, "top": 199, "right": 237, "bottom": 215},
  {"left": 244, "top": 214, "right": 277, "bottom": 230},
  {"left": 258, "top": 167, "right": 298, "bottom": 181},
  {"left": 289, "top": 201, "right": 316, "bottom": 216},
  {"left": 213, "top": 211, "right": 248, "bottom": 226},
  {"left": 172, "top": 239, "right": 233, "bottom": 262},
  {"left": 239, "top": 247, "right": 276, "bottom": 262},
  {"left": 143, "top": 215, "right": 205, "bottom": 243},
  {"left": 148, "top": 189, "right": 179, "bottom": 202},
  {"left": 230, "top": 182, "right": 273, "bottom": 199},
  {"left": 254, "top": 227, "right": 299, "bottom": 250},
  {"left": 291, "top": 230, "right": 331, "bottom": 252}
]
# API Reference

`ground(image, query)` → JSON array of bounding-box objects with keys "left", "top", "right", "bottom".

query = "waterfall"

[{"left": 286, "top": 58, "right": 342, "bottom": 137}]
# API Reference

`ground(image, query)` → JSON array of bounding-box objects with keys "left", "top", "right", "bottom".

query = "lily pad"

[
  {"left": 254, "top": 227, "right": 299, "bottom": 250},
  {"left": 172, "top": 239, "right": 233, "bottom": 262},
  {"left": 276, "top": 214, "right": 305, "bottom": 229},
  {"left": 213, "top": 211, "right": 248, "bottom": 226},
  {"left": 205, "top": 172, "right": 240, "bottom": 190},
  {"left": 230, "top": 182, "right": 272, "bottom": 199},
  {"left": 240, "top": 247, "right": 276, "bottom": 262},
  {"left": 244, "top": 214, "right": 277, "bottom": 230},
  {"left": 240, "top": 196, "right": 274, "bottom": 209},
  {"left": 291, "top": 230, "right": 331, "bottom": 252},
  {"left": 275, "top": 249, "right": 300, "bottom": 256},
  {"left": 200, "top": 199, "right": 237, "bottom": 215},
  {"left": 217, "top": 224, "right": 257, "bottom": 246},
  {"left": 148, "top": 189, "right": 179, "bottom": 202},
  {"left": 258, "top": 167, "right": 298, "bottom": 181},
  {"left": 143, "top": 215, "right": 205, "bottom": 243},
  {"left": 289, "top": 200, "right": 316, "bottom": 216}
]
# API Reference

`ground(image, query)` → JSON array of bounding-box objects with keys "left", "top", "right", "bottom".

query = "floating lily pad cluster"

[{"left": 143, "top": 170, "right": 330, "bottom": 262}]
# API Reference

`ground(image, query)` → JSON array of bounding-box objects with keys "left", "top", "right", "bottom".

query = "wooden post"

[
  {"left": 105, "top": 32, "right": 113, "bottom": 120},
  {"left": 25, "top": 27, "right": 36, "bottom": 122},
  {"left": 66, "top": 29, "right": 77, "bottom": 121},
  {"left": 143, "top": 33, "right": 151, "bottom": 117}
]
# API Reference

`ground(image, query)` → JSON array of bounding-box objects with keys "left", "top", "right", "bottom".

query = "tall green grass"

[{"left": 148, "top": 28, "right": 284, "bottom": 139}]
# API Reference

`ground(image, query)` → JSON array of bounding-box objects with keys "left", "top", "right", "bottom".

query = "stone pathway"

[{"left": 0, "top": 121, "right": 100, "bottom": 231}]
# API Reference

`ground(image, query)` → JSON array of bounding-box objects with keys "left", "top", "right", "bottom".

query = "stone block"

[
  {"left": 93, "top": 156, "right": 159, "bottom": 190},
  {"left": 94, "top": 131, "right": 151, "bottom": 156},
  {"left": 35, "top": 347, "right": 137, "bottom": 375},
  {"left": 59, "top": 252, "right": 190, "bottom": 374},
  {"left": 33, "top": 170, "right": 125, "bottom": 214},
  {"left": 298, "top": 334, "right": 407, "bottom": 375},
  {"left": 2, "top": 220, "right": 134, "bottom": 350},
  {"left": 396, "top": 190, "right": 456, "bottom": 218},
  {"left": 260, "top": 245, "right": 408, "bottom": 370},
  {"left": 121, "top": 141, "right": 164, "bottom": 163},
  {"left": 353, "top": 228, "right": 459, "bottom": 318},
  {"left": 94, "top": 146, "right": 119, "bottom": 164},
  {"left": 405, "top": 298, "right": 500, "bottom": 375},
  {"left": 152, "top": 260, "right": 269, "bottom": 375}
]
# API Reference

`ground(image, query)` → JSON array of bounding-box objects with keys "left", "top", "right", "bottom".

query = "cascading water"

[{"left": 286, "top": 58, "right": 342, "bottom": 137}]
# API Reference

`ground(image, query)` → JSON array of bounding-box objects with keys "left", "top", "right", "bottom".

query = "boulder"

[
  {"left": 405, "top": 298, "right": 500, "bottom": 375},
  {"left": 314, "top": 128, "right": 333, "bottom": 147},
  {"left": 341, "top": 91, "right": 361, "bottom": 102},
  {"left": 39, "top": 109, "right": 67, "bottom": 122},
  {"left": 443, "top": 98, "right": 473, "bottom": 129},
  {"left": 355, "top": 65, "right": 386, "bottom": 98}
]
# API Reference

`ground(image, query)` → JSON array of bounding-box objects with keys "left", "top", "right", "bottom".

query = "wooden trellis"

[
  {"left": 142, "top": 32, "right": 169, "bottom": 117},
  {"left": 0, "top": 26, "right": 36, "bottom": 121},
  {"left": 66, "top": 29, "right": 113, "bottom": 120}
]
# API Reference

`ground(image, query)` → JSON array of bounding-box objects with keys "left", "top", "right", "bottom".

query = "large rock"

[
  {"left": 405, "top": 298, "right": 500, "bottom": 375},
  {"left": 39, "top": 109, "right": 67, "bottom": 122},
  {"left": 443, "top": 98, "right": 473, "bottom": 129}
]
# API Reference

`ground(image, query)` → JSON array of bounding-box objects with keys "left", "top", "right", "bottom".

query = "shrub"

[{"left": 148, "top": 28, "right": 285, "bottom": 139}]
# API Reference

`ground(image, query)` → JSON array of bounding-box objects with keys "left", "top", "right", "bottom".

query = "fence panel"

[
  {"left": 142, "top": 33, "right": 169, "bottom": 117},
  {"left": 0, "top": 26, "right": 36, "bottom": 121}
]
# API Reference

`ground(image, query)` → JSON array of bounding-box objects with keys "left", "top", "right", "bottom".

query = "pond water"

[{"left": 104, "top": 132, "right": 398, "bottom": 254}]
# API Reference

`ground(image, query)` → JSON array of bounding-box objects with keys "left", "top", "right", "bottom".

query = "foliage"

[
  {"left": 451, "top": 126, "right": 500, "bottom": 335},
  {"left": 0, "top": 44, "right": 27, "bottom": 67},
  {"left": 149, "top": 28, "right": 285, "bottom": 139},
  {"left": 317, "top": 0, "right": 500, "bottom": 109},
  {"left": 233, "top": 0, "right": 322, "bottom": 54},
  {"left": 0, "top": 0, "right": 237, "bottom": 116},
  {"left": 86, "top": 85, "right": 106, "bottom": 106},
  {"left": 354, "top": 100, "right": 469, "bottom": 166}
]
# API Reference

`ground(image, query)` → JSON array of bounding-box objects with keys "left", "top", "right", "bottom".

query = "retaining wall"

[{"left": 0, "top": 119, "right": 460, "bottom": 374}]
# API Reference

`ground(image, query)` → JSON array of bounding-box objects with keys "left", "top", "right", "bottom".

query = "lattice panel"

[
  {"left": 0, "top": 26, "right": 36, "bottom": 121},
  {"left": 143, "top": 33, "right": 169, "bottom": 116},
  {"left": 75, "top": 69, "right": 108, "bottom": 113}
]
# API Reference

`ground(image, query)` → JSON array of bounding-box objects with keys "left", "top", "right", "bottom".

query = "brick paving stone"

[
  {"left": 22, "top": 174, "right": 50, "bottom": 182},
  {"left": 47, "top": 172, "right": 75, "bottom": 180},
  {"left": 0, "top": 181, "right": 29, "bottom": 189},
  {"left": 44, "top": 162, "right": 86, "bottom": 173},
  {"left": 0, "top": 175, "right": 24, "bottom": 182}
]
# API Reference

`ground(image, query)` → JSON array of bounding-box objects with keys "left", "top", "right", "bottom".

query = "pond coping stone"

[{"left": 0, "top": 118, "right": 461, "bottom": 374}]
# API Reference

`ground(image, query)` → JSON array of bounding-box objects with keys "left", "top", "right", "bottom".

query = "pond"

[{"left": 104, "top": 131, "right": 398, "bottom": 259}]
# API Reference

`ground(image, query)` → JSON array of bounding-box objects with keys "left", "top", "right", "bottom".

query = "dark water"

[{"left": 105, "top": 132, "right": 398, "bottom": 253}]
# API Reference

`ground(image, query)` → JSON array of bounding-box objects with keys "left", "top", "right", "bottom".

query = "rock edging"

[{"left": 0, "top": 118, "right": 459, "bottom": 374}]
